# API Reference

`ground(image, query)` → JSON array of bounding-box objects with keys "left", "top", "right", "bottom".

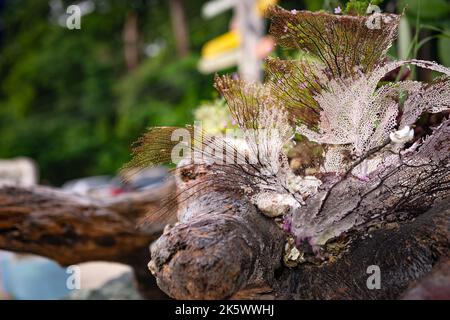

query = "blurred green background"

[{"left": 0, "top": 0, "right": 449, "bottom": 185}]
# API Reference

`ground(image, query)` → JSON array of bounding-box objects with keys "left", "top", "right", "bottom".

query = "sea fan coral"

[{"left": 125, "top": 6, "right": 450, "bottom": 262}]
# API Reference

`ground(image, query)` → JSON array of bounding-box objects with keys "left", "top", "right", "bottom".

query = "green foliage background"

[{"left": 0, "top": 0, "right": 229, "bottom": 184}]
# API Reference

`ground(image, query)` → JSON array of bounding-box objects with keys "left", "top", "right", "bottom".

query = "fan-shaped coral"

[{"left": 125, "top": 6, "right": 450, "bottom": 263}]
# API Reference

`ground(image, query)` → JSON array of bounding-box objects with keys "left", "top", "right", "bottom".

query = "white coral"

[{"left": 296, "top": 59, "right": 450, "bottom": 174}]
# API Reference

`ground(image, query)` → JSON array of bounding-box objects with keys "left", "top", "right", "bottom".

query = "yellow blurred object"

[
  {"left": 202, "top": 31, "right": 241, "bottom": 59},
  {"left": 200, "top": 0, "right": 278, "bottom": 74},
  {"left": 257, "top": 0, "right": 278, "bottom": 15},
  {"left": 199, "top": 49, "right": 240, "bottom": 74}
]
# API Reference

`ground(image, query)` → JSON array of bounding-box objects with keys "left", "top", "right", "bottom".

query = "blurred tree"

[
  {"left": 0, "top": 0, "right": 229, "bottom": 185},
  {"left": 169, "top": 0, "right": 190, "bottom": 57},
  {"left": 123, "top": 10, "right": 140, "bottom": 72}
]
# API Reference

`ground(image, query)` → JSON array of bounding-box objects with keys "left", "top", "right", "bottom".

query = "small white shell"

[{"left": 389, "top": 126, "right": 414, "bottom": 144}]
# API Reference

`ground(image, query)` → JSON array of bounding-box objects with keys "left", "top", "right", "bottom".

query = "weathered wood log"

[
  {"left": 1, "top": 169, "right": 448, "bottom": 300},
  {"left": 0, "top": 183, "right": 174, "bottom": 299},
  {"left": 147, "top": 164, "right": 282, "bottom": 299},
  {"left": 274, "top": 199, "right": 450, "bottom": 299},
  {"left": 149, "top": 195, "right": 285, "bottom": 299},
  {"left": 149, "top": 164, "right": 450, "bottom": 300},
  {"left": 401, "top": 258, "right": 450, "bottom": 300}
]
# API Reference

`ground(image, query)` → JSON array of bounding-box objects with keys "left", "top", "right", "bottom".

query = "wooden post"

[{"left": 236, "top": 0, "right": 264, "bottom": 82}]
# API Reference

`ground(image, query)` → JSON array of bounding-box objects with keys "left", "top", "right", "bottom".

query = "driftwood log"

[
  {"left": 149, "top": 164, "right": 450, "bottom": 300},
  {"left": 0, "top": 183, "right": 174, "bottom": 299},
  {"left": 1, "top": 166, "right": 449, "bottom": 300}
]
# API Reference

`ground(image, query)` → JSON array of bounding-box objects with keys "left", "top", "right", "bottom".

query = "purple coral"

[{"left": 282, "top": 215, "right": 292, "bottom": 232}]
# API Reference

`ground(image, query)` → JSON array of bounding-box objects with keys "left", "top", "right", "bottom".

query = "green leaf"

[
  {"left": 400, "top": 0, "right": 450, "bottom": 20},
  {"left": 438, "top": 35, "right": 450, "bottom": 67},
  {"left": 398, "top": 16, "right": 412, "bottom": 60}
]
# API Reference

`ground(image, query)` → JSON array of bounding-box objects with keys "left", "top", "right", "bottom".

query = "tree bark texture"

[
  {"left": 0, "top": 182, "right": 175, "bottom": 299},
  {"left": 149, "top": 164, "right": 450, "bottom": 299},
  {"left": 1, "top": 166, "right": 448, "bottom": 300}
]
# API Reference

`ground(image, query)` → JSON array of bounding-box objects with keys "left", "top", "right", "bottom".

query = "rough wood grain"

[
  {"left": 0, "top": 182, "right": 174, "bottom": 299},
  {"left": 274, "top": 199, "right": 450, "bottom": 299},
  {"left": 149, "top": 164, "right": 450, "bottom": 300},
  {"left": 1, "top": 169, "right": 448, "bottom": 300}
]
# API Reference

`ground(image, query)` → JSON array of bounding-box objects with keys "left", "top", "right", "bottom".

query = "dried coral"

[{"left": 125, "top": 6, "right": 450, "bottom": 264}]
